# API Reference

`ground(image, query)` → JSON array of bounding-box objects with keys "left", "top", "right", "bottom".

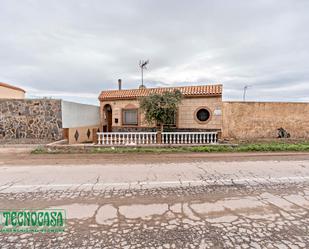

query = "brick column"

[
  {"left": 93, "top": 128, "right": 98, "bottom": 144},
  {"left": 156, "top": 131, "right": 162, "bottom": 144}
]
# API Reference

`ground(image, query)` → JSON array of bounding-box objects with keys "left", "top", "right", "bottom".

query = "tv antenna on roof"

[
  {"left": 243, "top": 85, "right": 252, "bottom": 101},
  {"left": 139, "top": 59, "right": 149, "bottom": 88}
]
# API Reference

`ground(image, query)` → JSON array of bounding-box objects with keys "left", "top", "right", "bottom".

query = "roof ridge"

[
  {"left": 100, "top": 84, "right": 222, "bottom": 92},
  {"left": 99, "top": 84, "right": 222, "bottom": 101}
]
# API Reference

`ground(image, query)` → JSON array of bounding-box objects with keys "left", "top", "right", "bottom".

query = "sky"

[{"left": 0, "top": 0, "right": 309, "bottom": 105}]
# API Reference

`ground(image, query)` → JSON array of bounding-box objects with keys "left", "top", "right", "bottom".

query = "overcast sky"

[{"left": 1, "top": 0, "right": 308, "bottom": 105}]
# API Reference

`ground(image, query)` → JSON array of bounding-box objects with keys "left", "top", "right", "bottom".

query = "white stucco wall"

[{"left": 61, "top": 101, "right": 100, "bottom": 128}]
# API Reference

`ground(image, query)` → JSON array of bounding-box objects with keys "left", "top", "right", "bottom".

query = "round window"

[{"left": 196, "top": 108, "right": 210, "bottom": 122}]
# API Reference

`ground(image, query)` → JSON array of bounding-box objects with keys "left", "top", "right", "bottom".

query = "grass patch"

[
  {"left": 31, "top": 141, "right": 309, "bottom": 154},
  {"left": 91, "top": 142, "right": 309, "bottom": 154},
  {"left": 91, "top": 147, "right": 188, "bottom": 154},
  {"left": 31, "top": 146, "right": 62, "bottom": 154},
  {"left": 31, "top": 146, "right": 47, "bottom": 154}
]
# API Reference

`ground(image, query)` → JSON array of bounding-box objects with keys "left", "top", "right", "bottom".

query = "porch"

[{"left": 96, "top": 131, "right": 218, "bottom": 145}]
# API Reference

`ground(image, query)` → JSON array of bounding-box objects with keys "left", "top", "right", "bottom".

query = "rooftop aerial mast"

[{"left": 139, "top": 59, "right": 149, "bottom": 88}]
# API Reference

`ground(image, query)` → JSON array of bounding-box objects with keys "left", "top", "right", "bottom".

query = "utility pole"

[
  {"left": 139, "top": 60, "right": 149, "bottom": 88},
  {"left": 243, "top": 85, "right": 251, "bottom": 101}
]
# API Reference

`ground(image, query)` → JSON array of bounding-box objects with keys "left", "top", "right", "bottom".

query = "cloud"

[{"left": 0, "top": 0, "right": 308, "bottom": 104}]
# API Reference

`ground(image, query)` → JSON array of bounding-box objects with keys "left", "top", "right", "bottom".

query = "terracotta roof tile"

[
  {"left": 99, "top": 84, "right": 222, "bottom": 101},
  {"left": 0, "top": 82, "right": 26, "bottom": 93}
]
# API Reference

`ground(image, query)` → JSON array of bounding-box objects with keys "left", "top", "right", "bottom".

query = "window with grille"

[{"left": 122, "top": 109, "right": 138, "bottom": 125}]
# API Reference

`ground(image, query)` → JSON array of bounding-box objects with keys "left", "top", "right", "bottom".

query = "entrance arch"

[{"left": 103, "top": 104, "right": 112, "bottom": 132}]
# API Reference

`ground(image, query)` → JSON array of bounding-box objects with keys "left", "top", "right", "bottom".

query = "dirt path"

[{"left": 1, "top": 148, "right": 309, "bottom": 165}]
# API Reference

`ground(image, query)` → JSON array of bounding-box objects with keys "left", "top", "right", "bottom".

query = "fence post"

[
  {"left": 217, "top": 131, "right": 222, "bottom": 143},
  {"left": 93, "top": 128, "right": 98, "bottom": 144},
  {"left": 157, "top": 131, "right": 162, "bottom": 144}
]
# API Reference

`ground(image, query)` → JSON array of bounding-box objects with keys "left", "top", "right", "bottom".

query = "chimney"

[{"left": 118, "top": 79, "right": 122, "bottom": 90}]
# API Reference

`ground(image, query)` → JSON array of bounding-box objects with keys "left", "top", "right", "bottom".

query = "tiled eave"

[{"left": 99, "top": 84, "right": 222, "bottom": 101}]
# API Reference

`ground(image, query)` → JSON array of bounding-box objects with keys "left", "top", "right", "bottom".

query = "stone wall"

[
  {"left": 222, "top": 101, "right": 309, "bottom": 140},
  {"left": 0, "top": 99, "right": 63, "bottom": 143}
]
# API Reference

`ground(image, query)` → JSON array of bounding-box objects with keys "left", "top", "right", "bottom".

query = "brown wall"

[
  {"left": 0, "top": 86, "right": 25, "bottom": 99},
  {"left": 100, "top": 99, "right": 151, "bottom": 128},
  {"left": 222, "top": 102, "right": 309, "bottom": 140},
  {"left": 100, "top": 96, "right": 223, "bottom": 131},
  {"left": 177, "top": 97, "right": 222, "bottom": 130},
  {"left": 68, "top": 125, "right": 100, "bottom": 144}
]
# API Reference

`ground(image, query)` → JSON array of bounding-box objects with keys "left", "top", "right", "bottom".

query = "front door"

[
  {"left": 107, "top": 110, "right": 112, "bottom": 132},
  {"left": 103, "top": 104, "right": 113, "bottom": 132}
]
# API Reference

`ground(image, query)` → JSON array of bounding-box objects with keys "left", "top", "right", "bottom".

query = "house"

[
  {"left": 99, "top": 81, "right": 223, "bottom": 134},
  {"left": 98, "top": 81, "right": 309, "bottom": 145},
  {"left": 0, "top": 82, "right": 25, "bottom": 99}
]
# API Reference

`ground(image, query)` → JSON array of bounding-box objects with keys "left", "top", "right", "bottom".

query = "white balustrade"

[
  {"left": 97, "top": 131, "right": 218, "bottom": 145},
  {"left": 97, "top": 132, "right": 157, "bottom": 145},
  {"left": 161, "top": 132, "right": 218, "bottom": 144}
]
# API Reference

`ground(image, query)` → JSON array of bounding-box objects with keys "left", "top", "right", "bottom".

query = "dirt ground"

[{"left": 1, "top": 146, "right": 309, "bottom": 165}]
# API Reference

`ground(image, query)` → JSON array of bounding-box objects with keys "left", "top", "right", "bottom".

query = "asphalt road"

[{"left": 0, "top": 154, "right": 308, "bottom": 248}]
